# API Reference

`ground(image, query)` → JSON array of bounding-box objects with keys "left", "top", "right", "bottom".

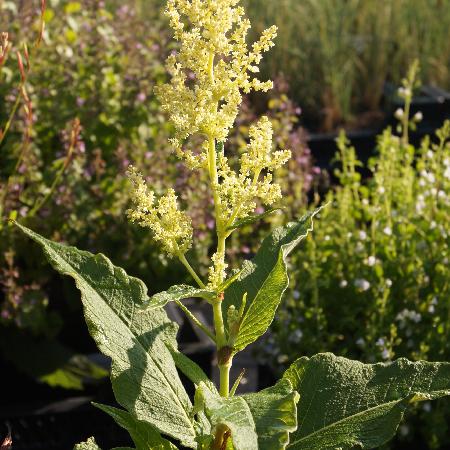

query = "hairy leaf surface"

[
  {"left": 242, "top": 379, "right": 299, "bottom": 450},
  {"left": 141, "top": 285, "right": 215, "bottom": 309},
  {"left": 223, "top": 210, "right": 320, "bottom": 351},
  {"left": 284, "top": 353, "right": 450, "bottom": 449},
  {"left": 198, "top": 382, "right": 258, "bottom": 450},
  {"left": 94, "top": 403, "right": 178, "bottom": 450},
  {"left": 16, "top": 223, "right": 196, "bottom": 448}
]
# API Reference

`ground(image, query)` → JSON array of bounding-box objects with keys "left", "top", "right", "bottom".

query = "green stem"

[
  {"left": 206, "top": 50, "right": 233, "bottom": 400},
  {"left": 175, "top": 300, "right": 216, "bottom": 343},
  {"left": 402, "top": 98, "right": 411, "bottom": 147},
  {"left": 0, "top": 89, "right": 26, "bottom": 219},
  {"left": 178, "top": 252, "right": 206, "bottom": 288},
  {"left": 213, "top": 300, "right": 227, "bottom": 348},
  {"left": 0, "top": 86, "right": 22, "bottom": 148},
  {"left": 219, "top": 362, "right": 231, "bottom": 397}
]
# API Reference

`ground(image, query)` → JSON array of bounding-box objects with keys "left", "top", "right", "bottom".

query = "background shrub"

[{"left": 260, "top": 118, "right": 450, "bottom": 447}]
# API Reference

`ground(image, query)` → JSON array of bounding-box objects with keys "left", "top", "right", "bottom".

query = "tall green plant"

[{"left": 15, "top": 1, "right": 450, "bottom": 449}]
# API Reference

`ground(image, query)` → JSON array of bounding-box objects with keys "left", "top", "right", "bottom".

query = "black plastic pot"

[
  {"left": 384, "top": 83, "right": 450, "bottom": 135},
  {"left": 306, "top": 84, "right": 450, "bottom": 173},
  {"left": 307, "top": 128, "right": 378, "bottom": 172}
]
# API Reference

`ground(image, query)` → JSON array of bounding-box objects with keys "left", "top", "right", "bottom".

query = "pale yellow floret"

[
  {"left": 156, "top": 0, "right": 278, "bottom": 165},
  {"left": 126, "top": 166, "right": 193, "bottom": 257},
  {"left": 208, "top": 251, "right": 229, "bottom": 288},
  {"left": 216, "top": 116, "right": 291, "bottom": 227}
]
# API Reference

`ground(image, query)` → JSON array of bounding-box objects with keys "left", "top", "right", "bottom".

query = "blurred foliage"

[{"left": 245, "top": 0, "right": 450, "bottom": 131}]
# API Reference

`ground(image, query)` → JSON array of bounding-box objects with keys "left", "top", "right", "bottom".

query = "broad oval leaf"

[
  {"left": 198, "top": 382, "right": 258, "bottom": 450},
  {"left": 93, "top": 403, "right": 178, "bottom": 450},
  {"left": 284, "top": 353, "right": 450, "bottom": 450},
  {"left": 223, "top": 209, "right": 320, "bottom": 352},
  {"left": 16, "top": 223, "right": 197, "bottom": 448},
  {"left": 242, "top": 378, "right": 299, "bottom": 450},
  {"left": 141, "top": 285, "right": 215, "bottom": 309}
]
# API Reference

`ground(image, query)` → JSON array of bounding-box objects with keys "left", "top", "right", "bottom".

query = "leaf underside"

[
  {"left": 284, "top": 353, "right": 450, "bottom": 450},
  {"left": 141, "top": 284, "right": 215, "bottom": 309},
  {"left": 15, "top": 223, "right": 197, "bottom": 448},
  {"left": 223, "top": 209, "right": 320, "bottom": 351},
  {"left": 199, "top": 382, "right": 258, "bottom": 450},
  {"left": 242, "top": 378, "right": 299, "bottom": 450}
]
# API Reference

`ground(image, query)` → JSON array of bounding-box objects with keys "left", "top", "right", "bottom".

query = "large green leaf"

[
  {"left": 141, "top": 285, "right": 215, "bottom": 309},
  {"left": 16, "top": 223, "right": 196, "bottom": 448},
  {"left": 242, "top": 379, "right": 299, "bottom": 450},
  {"left": 198, "top": 382, "right": 258, "bottom": 450},
  {"left": 94, "top": 403, "right": 178, "bottom": 450},
  {"left": 284, "top": 353, "right": 450, "bottom": 450},
  {"left": 74, "top": 438, "right": 101, "bottom": 450},
  {"left": 223, "top": 210, "right": 320, "bottom": 351}
]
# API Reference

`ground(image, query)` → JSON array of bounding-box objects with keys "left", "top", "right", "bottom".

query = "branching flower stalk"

[{"left": 126, "top": 0, "right": 290, "bottom": 399}]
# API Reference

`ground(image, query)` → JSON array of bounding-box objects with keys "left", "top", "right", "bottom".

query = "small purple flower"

[{"left": 136, "top": 92, "right": 146, "bottom": 102}]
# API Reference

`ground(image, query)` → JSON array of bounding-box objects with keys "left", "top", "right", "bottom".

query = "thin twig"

[{"left": 174, "top": 299, "right": 216, "bottom": 343}]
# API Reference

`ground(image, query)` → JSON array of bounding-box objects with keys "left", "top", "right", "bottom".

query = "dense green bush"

[
  {"left": 261, "top": 74, "right": 450, "bottom": 446},
  {"left": 245, "top": 0, "right": 450, "bottom": 130}
]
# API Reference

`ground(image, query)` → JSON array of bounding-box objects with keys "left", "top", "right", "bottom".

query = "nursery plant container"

[
  {"left": 306, "top": 84, "right": 450, "bottom": 174},
  {"left": 307, "top": 128, "right": 378, "bottom": 171},
  {"left": 384, "top": 83, "right": 450, "bottom": 135}
]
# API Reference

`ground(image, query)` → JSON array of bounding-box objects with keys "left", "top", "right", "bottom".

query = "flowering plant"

[
  {"left": 16, "top": 1, "right": 450, "bottom": 449},
  {"left": 263, "top": 65, "right": 450, "bottom": 447}
]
